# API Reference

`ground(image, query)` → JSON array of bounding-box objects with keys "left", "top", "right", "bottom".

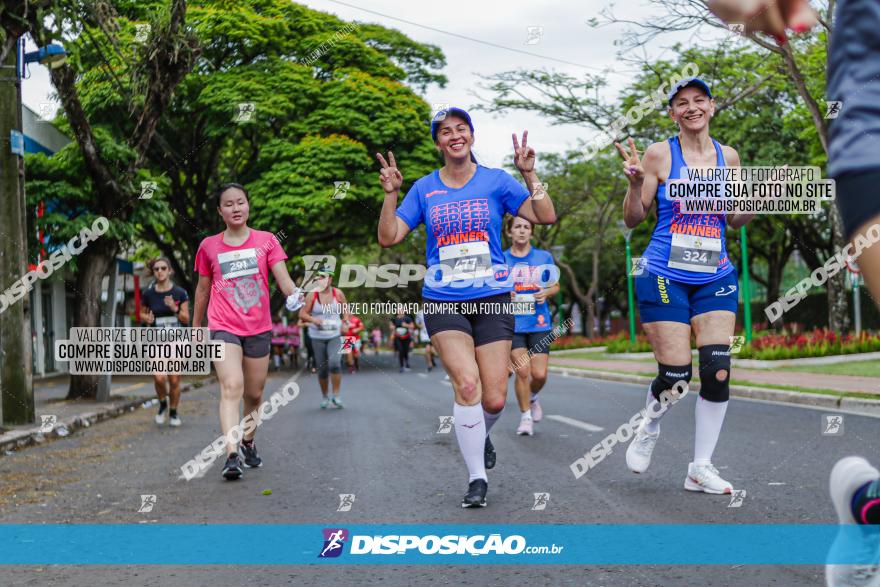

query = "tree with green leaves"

[{"left": 10, "top": 0, "right": 198, "bottom": 400}]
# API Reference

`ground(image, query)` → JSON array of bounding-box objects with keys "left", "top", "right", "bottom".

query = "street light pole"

[
  {"left": 739, "top": 225, "right": 753, "bottom": 344},
  {"left": 623, "top": 231, "right": 636, "bottom": 344},
  {"left": 550, "top": 245, "right": 564, "bottom": 327},
  {"left": 0, "top": 39, "right": 35, "bottom": 425}
]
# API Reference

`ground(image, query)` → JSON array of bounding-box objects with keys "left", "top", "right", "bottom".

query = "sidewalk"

[
  {"left": 0, "top": 373, "right": 215, "bottom": 454},
  {"left": 549, "top": 356, "right": 880, "bottom": 396}
]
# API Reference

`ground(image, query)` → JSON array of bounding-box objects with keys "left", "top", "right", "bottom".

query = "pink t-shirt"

[{"left": 195, "top": 229, "right": 288, "bottom": 336}]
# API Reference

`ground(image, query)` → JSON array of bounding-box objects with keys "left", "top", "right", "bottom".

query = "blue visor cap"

[
  {"left": 667, "top": 77, "right": 713, "bottom": 105},
  {"left": 430, "top": 107, "right": 474, "bottom": 141}
]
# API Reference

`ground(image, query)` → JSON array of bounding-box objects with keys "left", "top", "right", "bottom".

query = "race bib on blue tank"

[{"left": 668, "top": 233, "right": 721, "bottom": 274}]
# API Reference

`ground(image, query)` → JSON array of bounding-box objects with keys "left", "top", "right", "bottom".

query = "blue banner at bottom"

[{"left": 1, "top": 524, "right": 877, "bottom": 565}]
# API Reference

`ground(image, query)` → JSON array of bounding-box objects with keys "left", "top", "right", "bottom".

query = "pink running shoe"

[
  {"left": 516, "top": 417, "right": 534, "bottom": 436},
  {"left": 530, "top": 399, "right": 543, "bottom": 422}
]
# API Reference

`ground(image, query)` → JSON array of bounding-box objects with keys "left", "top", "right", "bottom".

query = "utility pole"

[{"left": 0, "top": 40, "right": 35, "bottom": 425}]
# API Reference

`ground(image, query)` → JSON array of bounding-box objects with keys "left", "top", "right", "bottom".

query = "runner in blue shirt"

[
  {"left": 377, "top": 107, "right": 556, "bottom": 507},
  {"left": 616, "top": 78, "right": 755, "bottom": 495},
  {"left": 503, "top": 216, "right": 559, "bottom": 437}
]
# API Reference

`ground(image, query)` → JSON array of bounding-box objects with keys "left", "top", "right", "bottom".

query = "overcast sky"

[{"left": 21, "top": 0, "right": 706, "bottom": 168}]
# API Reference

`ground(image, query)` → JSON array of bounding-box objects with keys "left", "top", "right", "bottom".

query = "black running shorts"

[
  {"left": 210, "top": 330, "right": 272, "bottom": 358},
  {"left": 422, "top": 293, "right": 514, "bottom": 347},
  {"left": 511, "top": 330, "right": 553, "bottom": 355}
]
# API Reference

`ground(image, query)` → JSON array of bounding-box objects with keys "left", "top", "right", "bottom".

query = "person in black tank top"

[{"left": 140, "top": 257, "right": 190, "bottom": 427}]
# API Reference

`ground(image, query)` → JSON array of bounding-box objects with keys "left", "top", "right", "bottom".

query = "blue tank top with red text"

[{"left": 642, "top": 136, "right": 735, "bottom": 285}]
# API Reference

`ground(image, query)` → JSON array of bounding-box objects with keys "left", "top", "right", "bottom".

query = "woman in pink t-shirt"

[{"left": 191, "top": 183, "right": 302, "bottom": 481}]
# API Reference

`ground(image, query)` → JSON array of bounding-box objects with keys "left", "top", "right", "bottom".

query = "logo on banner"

[{"left": 319, "top": 528, "right": 349, "bottom": 558}]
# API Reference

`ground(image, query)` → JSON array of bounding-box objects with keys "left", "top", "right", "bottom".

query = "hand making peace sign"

[
  {"left": 376, "top": 151, "right": 403, "bottom": 195},
  {"left": 615, "top": 138, "right": 645, "bottom": 185},
  {"left": 512, "top": 131, "right": 536, "bottom": 174}
]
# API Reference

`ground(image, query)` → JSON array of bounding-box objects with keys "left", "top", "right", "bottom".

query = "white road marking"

[
  {"left": 768, "top": 482, "right": 786, "bottom": 486},
  {"left": 545, "top": 415, "right": 604, "bottom": 432}
]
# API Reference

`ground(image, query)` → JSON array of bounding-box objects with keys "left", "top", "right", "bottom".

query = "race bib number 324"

[{"left": 668, "top": 233, "right": 721, "bottom": 274}]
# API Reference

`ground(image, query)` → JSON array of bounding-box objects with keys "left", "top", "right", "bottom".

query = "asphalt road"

[{"left": 1, "top": 350, "right": 876, "bottom": 586}]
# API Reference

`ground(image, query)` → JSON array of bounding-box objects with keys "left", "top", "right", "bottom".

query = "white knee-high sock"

[
  {"left": 694, "top": 397, "right": 729, "bottom": 466},
  {"left": 643, "top": 387, "right": 668, "bottom": 435},
  {"left": 483, "top": 409, "right": 502, "bottom": 435},
  {"left": 454, "top": 403, "right": 487, "bottom": 482}
]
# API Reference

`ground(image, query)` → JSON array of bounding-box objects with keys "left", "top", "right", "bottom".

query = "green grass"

[
  {"left": 776, "top": 360, "right": 880, "bottom": 378},
  {"left": 552, "top": 351, "right": 654, "bottom": 362},
  {"left": 550, "top": 364, "right": 878, "bottom": 399}
]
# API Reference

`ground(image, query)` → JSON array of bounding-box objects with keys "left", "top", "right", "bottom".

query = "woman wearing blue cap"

[
  {"left": 616, "top": 79, "right": 754, "bottom": 494},
  {"left": 377, "top": 107, "right": 556, "bottom": 507}
]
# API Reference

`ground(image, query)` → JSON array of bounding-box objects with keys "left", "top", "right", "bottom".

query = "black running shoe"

[
  {"left": 484, "top": 436, "right": 496, "bottom": 470},
  {"left": 222, "top": 453, "right": 243, "bottom": 480},
  {"left": 462, "top": 479, "right": 488, "bottom": 508},
  {"left": 239, "top": 441, "right": 262, "bottom": 468}
]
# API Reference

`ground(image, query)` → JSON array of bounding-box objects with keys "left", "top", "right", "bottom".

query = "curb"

[
  {"left": 548, "top": 367, "right": 880, "bottom": 416},
  {"left": 0, "top": 376, "right": 217, "bottom": 455}
]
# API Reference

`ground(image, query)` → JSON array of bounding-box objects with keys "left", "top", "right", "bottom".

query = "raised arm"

[
  {"left": 617, "top": 138, "right": 661, "bottom": 228},
  {"left": 511, "top": 131, "right": 557, "bottom": 225},
  {"left": 376, "top": 151, "right": 412, "bottom": 247}
]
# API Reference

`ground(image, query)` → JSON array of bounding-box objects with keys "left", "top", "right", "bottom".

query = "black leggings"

[{"left": 395, "top": 337, "right": 411, "bottom": 367}]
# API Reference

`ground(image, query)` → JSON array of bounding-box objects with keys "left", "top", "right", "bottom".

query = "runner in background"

[
  {"left": 344, "top": 313, "right": 365, "bottom": 373},
  {"left": 617, "top": 78, "right": 754, "bottom": 494},
  {"left": 415, "top": 309, "right": 436, "bottom": 372},
  {"left": 377, "top": 106, "right": 556, "bottom": 507},
  {"left": 390, "top": 309, "right": 415, "bottom": 373},
  {"left": 140, "top": 256, "right": 189, "bottom": 427},
  {"left": 191, "top": 182, "right": 303, "bottom": 480},
  {"left": 371, "top": 326, "right": 382, "bottom": 354},
  {"left": 299, "top": 267, "right": 350, "bottom": 408},
  {"left": 301, "top": 317, "right": 316, "bottom": 373},
  {"left": 270, "top": 314, "right": 287, "bottom": 371},
  {"left": 503, "top": 216, "right": 559, "bottom": 436},
  {"left": 705, "top": 5, "right": 880, "bottom": 586},
  {"left": 287, "top": 320, "right": 300, "bottom": 369}
]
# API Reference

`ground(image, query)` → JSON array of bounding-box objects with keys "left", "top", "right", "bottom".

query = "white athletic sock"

[
  {"left": 694, "top": 397, "right": 729, "bottom": 466},
  {"left": 643, "top": 387, "right": 666, "bottom": 435},
  {"left": 454, "top": 403, "right": 487, "bottom": 482},
  {"left": 483, "top": 408, "right": 502, "bottom": 435},
  {"left": 521, "top": 409, "right": 532, "bottom": 421}
]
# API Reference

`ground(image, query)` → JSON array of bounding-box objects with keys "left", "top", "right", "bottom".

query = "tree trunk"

[
  {"left": 66, "top": 241, "right": 116, "bottom": 400},
  {"left": 557, "top": 259, "right": 591, "bottom": 336},
  {"left": 827, "top": 206, "right": 851, "bottom": 333}
]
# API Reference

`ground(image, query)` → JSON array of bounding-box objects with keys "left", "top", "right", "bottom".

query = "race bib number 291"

[{"left": 218, "top": 248, "right": 259, "bottom": 280}]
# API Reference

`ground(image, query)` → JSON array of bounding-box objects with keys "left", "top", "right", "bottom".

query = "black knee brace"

[
  {"left": 651, "top": 363, "right": 692, "bottom": 401},
  {"left": 698, "top": 345, "right": 731, "bottom": 402}
]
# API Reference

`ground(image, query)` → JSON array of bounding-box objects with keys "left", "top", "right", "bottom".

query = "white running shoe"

[
  {"left": 530, "top": 399, "right": 543, "bottom": 422},
  {"left": 516, "top": 417, "right": 534, "bottom": 436},
  {"left": 826, "top": 456, "right": 880, "bottom": 587},
  {"left": 626, "top": 418, "right": 659, "bottom": 474},
  {"left": 684, "top": 462, "right": 733, "bottom": 494},
  {"left": 155, "top": 410, "right": 167, "bottom": 425},
  {"left": 169, "top": 415, "right": 182, "bottom": 427}
]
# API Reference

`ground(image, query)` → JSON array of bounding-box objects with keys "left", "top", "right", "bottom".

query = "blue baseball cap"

[
  {"left": 667, "top": 77, "right": 713, "bottom": 105},
  {"left": 430, "top": 107, "right": 474, "bottom": 141}
]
